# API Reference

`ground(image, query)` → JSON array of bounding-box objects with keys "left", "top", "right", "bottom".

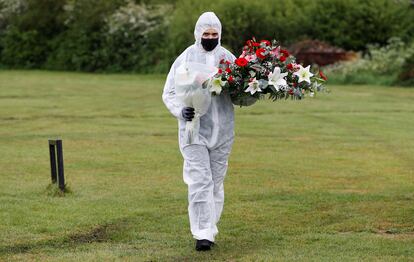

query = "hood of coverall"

[{"left": 194, "top": 12, "right": 222, "bottom": 52}]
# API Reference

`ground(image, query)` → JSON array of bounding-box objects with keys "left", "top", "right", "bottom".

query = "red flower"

[
  {"left": 228, "top": 75, "right": 234, "bottom": 82},
  {"left": 287, "top": 63, "right": 294, "bottom": 70},
  {"left": 220, "top": 59, "right": 225, "bottom": 64},
  {"left": 225, "top": 68, "right": 232, "bottom": 73},
  {"left": 281, "top": 49, "right": 290, "bottom": 57},
  {"left": 235, "top": 57, "right": 248, "bottom": 67},
  {"left": 253, "top": 42, "right": 260, "bottom": 47},
  {"left": 319, "top": 71, "right": 328, "bottom": 81},
  {"left": 260, "top": 40, "right": 271, "bottom": 46},
  {"left": 288, "top": 89, "right": 294, "bottom": 95},
  {"left": 245, "top": 40, "right": 256, "bottom": 50},
  {"left": 218, "top": 68, "right": 223, "bottom": 74},
  {"left": 280, "top": 56, "right": 287, "bottom": 62},
  {"left": 256, "top": 48, "right": 266, "bottom": 59},
  {"left": 225, "top": 60, "right": 231, "bottom": 65}
]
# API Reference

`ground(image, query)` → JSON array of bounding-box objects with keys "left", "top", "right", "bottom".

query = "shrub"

[
  {"left": 165, "top": 0, "right": 312, "bottom": 61},
  {"left": 45, "top": 0, "right": 124, "bottom": 71},
  {"left": 0, "top": 0, "right": 27, "bottom": 31},
  {"left": 45, "top": 0, "right": 170, "bottom": 72},
  {"left": 0, "top": 0, "right": 65, "bottom": 68},
  {"left": 397, "top": 53, "right": 414, "bottom": 86},
  {"left": 324, "top": 38, "right": 414, "bottom": 86},
  {"left": 305, "top": 0, "right": 413, "bottom": 51},
  {"left": 165, "top": 0, "right": 413, "bottom": 67},
  {"left": 1, "top": 0, "right": 413, "bottom": 73},
  {"left": 0, "top": 27, "right": 48, "bottom": 68},
  {"left": 102, "top": 1, "right": 171, "bottom": 72}
]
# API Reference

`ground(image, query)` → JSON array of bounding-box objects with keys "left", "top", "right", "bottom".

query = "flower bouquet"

[
  {"left": 209, "top": 38, "right": 328, "bottom": 106},
  {"left": 175, "top": 62, "right": 218, "bottom": 144}
]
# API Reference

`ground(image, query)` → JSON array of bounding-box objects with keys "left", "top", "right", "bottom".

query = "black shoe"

[{"left": 195, "top": 239, "right": 214, "bottom": 251}]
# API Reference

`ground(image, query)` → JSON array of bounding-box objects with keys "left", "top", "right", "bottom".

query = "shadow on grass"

[
  {"left": 0, "top": 211, "right": 270, "bottom": 259},
  {"left": 0, "top": 217, "right": 131, "bottom": 255}
]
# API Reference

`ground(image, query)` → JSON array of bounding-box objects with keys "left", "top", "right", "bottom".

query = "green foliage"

[
  {"left": 9, "top": 0, "right": 66, "bottom": 38},
  {"left": 166, "top": 0, "right": 312, "bottom": 59},
  {"left": 0, "top": 27, "right": 48, "bottom": 68},
  {"left": 221, "top": 0, "right": 316, "bottom": 48},
  {"left": 0, "top": 0, "right": 65, "bottom": 68},
  {"left": 306, "top": 0, "right": 413, "bottom": 51},
  {"left": 326, "top": 71, "right": 397, "bottom": 86},
  {"left": 324, "top": 38, "right": 414, "bottom": 86},
  {"left": 101, "top": 1, "right": 171, "bottom": 72},
  {"left": 45, "top": 0, "right": 170, "bottom": 72},
  {"left": 0, "top": 0, "right": 413, "bottom": 73},
  {"left": 0, "top": 0, "right": 27, "bottom": 30},
  {"left": 46, "top": 29, "right": 106, "bottom": 71},
  {"left": 166, "top": 0, "right": 413, "bottom": 56},
  {"left": 397, "top": 52, "right": 414, "bottom": 86},
  {"left": 45, "top": 0, "right": 125, "bottom": 71}
]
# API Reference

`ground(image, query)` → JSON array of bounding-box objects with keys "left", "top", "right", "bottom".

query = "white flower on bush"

[
  {"left": 245, "top": 78, "right": 262, "bottom": 95},
  {"left": 0, "top": 0, "right": 27, "bottom": 28},
  {"left": 268, "top": 67, "right": 288, "bottom": 91},
  {"left": 324, "top": 37, "right": 414, "bottom": 78},
  {"left": 294, "top": 65, "right": 314, "bottom": 84},
  {"left": 106, "top": 1, "right": 170, "bottom": 36}
]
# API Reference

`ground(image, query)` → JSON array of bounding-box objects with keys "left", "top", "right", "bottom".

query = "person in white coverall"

[{"left": 162, "top": 12, "right": 236, "bottom": 251}]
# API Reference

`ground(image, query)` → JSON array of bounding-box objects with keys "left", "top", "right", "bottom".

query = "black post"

[
  {"left": 56, "top": 139, "right": 65, "bottom": 191},
  {"left": 48, "top": 141, "right": 57, "bottom": 183}
]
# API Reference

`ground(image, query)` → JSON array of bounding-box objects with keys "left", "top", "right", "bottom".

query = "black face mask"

[{"left": 201, "top": 37, "right": 219, "bottom": 51}]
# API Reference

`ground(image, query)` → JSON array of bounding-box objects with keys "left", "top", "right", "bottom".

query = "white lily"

[
  {"left": 209, "top": 77, "right": 226, "bottom": 95},
  {"left": 268, "top": 67, "right": 288, "bottom": 91},
  {"left": 293, "top": 65, "right": 314, "bottom": 84},
  {"left": 245, "top": 77, "right": 262, "bottom": 95}
]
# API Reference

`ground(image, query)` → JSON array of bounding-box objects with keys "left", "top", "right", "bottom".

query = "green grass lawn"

[{"left": 0, "top": 70, "right": 413, "bottom": 261}]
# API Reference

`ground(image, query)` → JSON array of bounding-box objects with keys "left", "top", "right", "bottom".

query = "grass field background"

[{"left": 0, "top": 70, "right": 413, "bottom": 261}]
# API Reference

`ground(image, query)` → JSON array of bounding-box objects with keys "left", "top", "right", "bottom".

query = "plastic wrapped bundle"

[{"left": 175, "top": 62, "right": 218, "bottom": 144}]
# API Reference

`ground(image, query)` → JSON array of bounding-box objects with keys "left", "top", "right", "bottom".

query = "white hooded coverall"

[{"left": 162, "top": 12, "right": 236, "bottom": 242}]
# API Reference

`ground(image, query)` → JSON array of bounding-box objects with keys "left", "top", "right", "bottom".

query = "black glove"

[{"left": 181, "top": 107, "right": 195, "bottom": 121}]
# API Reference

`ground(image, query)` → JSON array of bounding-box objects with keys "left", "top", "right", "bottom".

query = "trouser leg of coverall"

[
  {"left": 181, "top": 139, "right": 233, "bottom": 242},
  {"left": 182, "top": 145, "right": 215, "bottom": 241},
  {"left": 209, "top": 138, "right": 233, "bottom": 234}
]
